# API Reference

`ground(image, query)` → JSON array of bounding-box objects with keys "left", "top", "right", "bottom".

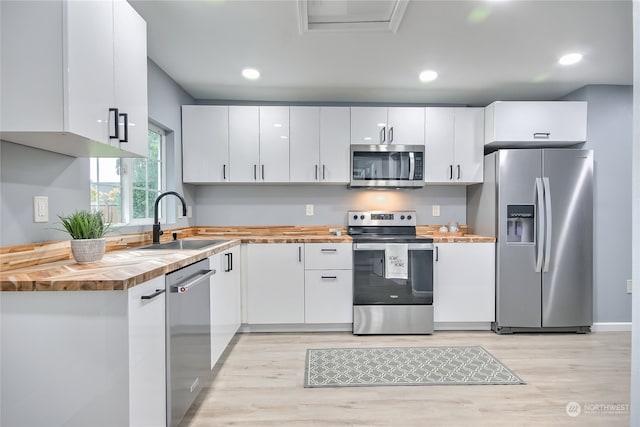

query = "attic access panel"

[{"left": 298, "top": 0, "right": 409, "bottom": 33}]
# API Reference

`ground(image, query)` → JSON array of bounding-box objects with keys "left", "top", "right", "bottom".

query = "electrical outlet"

[
  {"left": 306, "top": 204, "right": 314, "bottom": 216},
  {"left": 627, "top": 280, "right": 632, "bottom": 294},
  {"left": 432, "top": 205, "right": 440, "bottom": 217},
  {"left": 187, "top": 206, "right": 193, "bottom": 218},
  {"left": 33, "top": 196, "right": 49, "bottom": 223}
]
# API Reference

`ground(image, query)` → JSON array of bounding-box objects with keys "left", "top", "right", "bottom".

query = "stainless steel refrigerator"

[{"left": 467, "top": 149, "right": 593, "bottom": 333}]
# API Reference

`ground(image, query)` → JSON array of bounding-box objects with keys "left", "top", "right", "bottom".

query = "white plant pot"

[{"left": 70, "top": 238, "right": 106, "bottom": 264}]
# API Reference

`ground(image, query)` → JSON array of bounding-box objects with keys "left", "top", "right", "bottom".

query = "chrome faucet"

[{"left": 152, "top": 191, "right": 187, "bottom": 244}]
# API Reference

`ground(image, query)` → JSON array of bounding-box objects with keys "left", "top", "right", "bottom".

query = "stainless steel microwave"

[{"left": 350, "top": 144, "right": 425, "bottom": 188}]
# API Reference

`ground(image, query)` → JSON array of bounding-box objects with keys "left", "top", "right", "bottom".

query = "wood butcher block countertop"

[{"left": 0, "top": 226, "right": 494, "bottom": 291}]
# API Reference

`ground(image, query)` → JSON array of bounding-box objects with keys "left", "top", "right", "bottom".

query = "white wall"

[
  {"left": 194, "top": 185, "right": 467, "bottom": 226},
  {"left": 630, "top": 1, "right": 639, "bottom": 424},
  {"left": 563, "top": 85, "right": 633, "bottom": 323}
]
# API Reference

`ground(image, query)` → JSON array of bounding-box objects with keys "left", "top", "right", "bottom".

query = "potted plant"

[{"left": 58, "top": 210, "right": 111, "bottom": 263}]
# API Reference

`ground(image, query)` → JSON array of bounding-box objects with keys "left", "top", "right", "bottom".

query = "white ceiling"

[{"left": 130, "top": 0, "right": 633, "bottom": 106}]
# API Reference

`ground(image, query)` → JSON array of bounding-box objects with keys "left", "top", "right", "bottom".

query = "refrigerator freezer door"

[
  {"left": 541, "top": 149, "right": 593, "bottom": 327},
  {"left": 496, "top": 150, "right": 543, "bottom": 328}
]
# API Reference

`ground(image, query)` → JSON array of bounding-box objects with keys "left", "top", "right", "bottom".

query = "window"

[{"left": 90, "top": 124, "right": 166, "bottom": 225}]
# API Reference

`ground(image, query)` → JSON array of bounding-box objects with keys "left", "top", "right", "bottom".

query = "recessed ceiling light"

[
  {"left": 242, "top": 68, "right": 260, "bottom": 80},
  {"left": 558, "top": 53, "right": 583, "bottom": 66},
  {"left": 419, "top": 70, "right": 438, "bottom": 82}
]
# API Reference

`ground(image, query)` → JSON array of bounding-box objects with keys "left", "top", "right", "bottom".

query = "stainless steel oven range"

[{"left": 348, "top": 211, "right": 434, "bottom": 334}]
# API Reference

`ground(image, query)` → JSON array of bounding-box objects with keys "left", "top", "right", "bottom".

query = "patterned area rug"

[{"left": 304, "top": 346, "right": 525, "bottom": 388}]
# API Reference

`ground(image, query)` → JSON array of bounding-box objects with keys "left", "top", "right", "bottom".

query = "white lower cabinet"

[
  {"left": 304, "top": 243, "right": 353, "bottom": 324},
  {"left": 210, "top": 246, "right": 242, "bottom": 368},
  {"left": 433, "top": 243, "right": 495, "bottom": 324},
  {"left": 0, "top": 276, "right": 166, "bottom": 427},
  {"left": 246, "top": 243, "right": 305, "bottom": 324},
  {"left": 127, "top": 276, "right": 167, "bottom": 427}
]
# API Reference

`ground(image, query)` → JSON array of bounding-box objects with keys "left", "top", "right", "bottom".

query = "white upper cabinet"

[
  {"left": 290, "top": 107, "right": 350, "bottom": 183},
  {"left": 425, "top": 107, "right": 484, "bottom": 184},
  {"left": 229, "top": 106, "right": 260, "bottom": 182},
  {"left": 0, "top": 0, "right": 148, "bottom": 158},
  {"left": 484, "top": 101, "right": 587, "bottom": 148},
  {"left": 259, "top": 106, "right": 290, "bottom": 182},
  {"left": 351, "top": 107, "right": 424, "bottom": 145},
  {"left": 320, "top": 107, "right": 351, "bottom": 182},
  {"left": 182, "top": 106, "right": 229, "bottom": 183}
]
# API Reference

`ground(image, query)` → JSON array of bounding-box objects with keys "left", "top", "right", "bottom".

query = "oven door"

[{"left": 353, "top": 242, "right": 433, "bottom": 305}]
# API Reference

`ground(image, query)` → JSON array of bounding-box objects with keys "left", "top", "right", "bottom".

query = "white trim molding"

[{"left": 592, "top": 322, "right": 633, "bottom": 332}]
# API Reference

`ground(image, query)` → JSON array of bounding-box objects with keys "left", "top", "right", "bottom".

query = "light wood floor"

[{"left": 182, "top": 331, "right": 631, "bottom": 426}]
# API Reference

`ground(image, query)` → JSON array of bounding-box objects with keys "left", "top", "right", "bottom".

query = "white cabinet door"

[
  {"left": 453, "top": 108, "right": 484, "bottom": 184},
  {"left": 387, "top": 107, "right": 425, "bottom": 145},
  {"left": 229, "top": 106, "right": 260, "bottom": 182},
  {"left": 247, "top": 244, "right": 305, "bottom": 324},
  {"left": 425, "top": 108, "right": 484, "bottom": 184},
  {"left": 485, "top": 101, "right": 588, "bottom": 145},
  {"left": 425, "top": 107, "right": 455, "bottom": 183},
  {"left": 304, "top": 270, "right": 353, "bottom": 324},
  {"left": 65, "top": 0, "right": 115, "bottom": 146},
  {"left": 210, "top": 246, "right": 241, "bottom": 368},
  {"left": 182, "top": 106, "right": 229, "bottom": 183},
  {"left": 290, "top": 106, "right": 320, "bottom": 182},
  {"left": 128, "top": 276, "right": 166, "bottom": 427},
  {"left": 259, "top": 106, "right": 290, "bottom": 182},
  {"left": 351, "top": 107, "right": 388, "bottom": 144},
  {"left": 434, "top": 243, "right": 495, "bottom": 323},
  {"left": 113, "top": 0, "right": 148, "bottom": 157},
  {"left": 319, "top": 107, "right": 351, "bottom": 183}
]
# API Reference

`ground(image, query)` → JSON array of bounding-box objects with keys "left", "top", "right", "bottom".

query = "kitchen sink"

[{"left": 138, "top": 239, "right": 228, "bottom": 250}]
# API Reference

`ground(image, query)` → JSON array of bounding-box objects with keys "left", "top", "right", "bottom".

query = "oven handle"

[{"left": 353, "top": 243, "right": 434, "bottom": 251}]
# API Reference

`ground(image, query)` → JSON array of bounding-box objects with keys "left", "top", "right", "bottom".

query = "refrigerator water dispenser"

[{"left": 506, "top": 205, "right": 534, "bottom": 243}]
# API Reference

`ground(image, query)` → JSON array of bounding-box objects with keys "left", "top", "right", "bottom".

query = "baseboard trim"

[
  {"left": 435, "top": 322, "right": 492, "bottom": 331},
  {"left": 592, "top": 322, "right": 632, "bottom": 332},
  {"left": 239, "top": 323, "right": 353, "bottom": 333}
]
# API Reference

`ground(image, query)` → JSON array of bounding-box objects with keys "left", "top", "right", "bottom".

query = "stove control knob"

[
  {"left": 353, "top": 215, "right": 358, "bottom": 220},
  {"left": 360, "top": 215, "right": 365, "bottom": 220},
  {"left": 407, "top": 215, "right": 412, "bottom": 220},
  {"left": 400, "top": 215, "right": 405, "bottom": 220}
]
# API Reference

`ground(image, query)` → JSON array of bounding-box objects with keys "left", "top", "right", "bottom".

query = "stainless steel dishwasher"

[{"left": 166, "top": 258, "right": 216, "bottom": 427}]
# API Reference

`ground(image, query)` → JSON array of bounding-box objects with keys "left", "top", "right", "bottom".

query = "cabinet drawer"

[
  {"left": 304, "top": 243, "right": 352, "bottom": 270},
  {"left": 304, "top": 270, "right": 353, "bottom": 324}
]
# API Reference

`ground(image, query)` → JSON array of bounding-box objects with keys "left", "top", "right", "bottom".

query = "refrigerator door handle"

[
  {"left": 542, "top": 177, "right": 552, "bottom": 273},
  {"left": 535, "top": 177, "right": 545, "bottom": 273}
]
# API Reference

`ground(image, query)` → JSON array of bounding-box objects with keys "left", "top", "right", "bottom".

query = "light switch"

[
  {"left": 34, "top": 196, "right": 49, "bottom": 223},
  {"left": 432, "top": 205, "right": 441, "bottom": 217}
]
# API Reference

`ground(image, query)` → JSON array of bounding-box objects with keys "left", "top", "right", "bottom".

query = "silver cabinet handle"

[
  {"left": 322, "top": 164, "right": 326, "bottom": 180},
  {"left": 449, "top": 165, "right": 453, "bottom": 180},
  {"left": 457, "top": 165, "right": 461, "bottom": 180},
  {"left": 320, "top": 248, "right": 337, "bottom": 253},
  {"left": 298, "top": 246, "right": 302, "bottom": 262},
  {"left": 379, "top": 126, "right": 386, "bottom": 144},
  {"left": 533, "top": 132, "right": 551, "bottom": 139},
  {"left": 261, "top": 164, "right": 265, "bottom": 180},
  {"left": 315, "top": 164, "right": 318, "bottom": 180},
  {"left": 321, "top": 275, "right": 337, "bottom": 280},
  {"left": 535, "top": 178, "right": 545, "bottom": 273},
  {"left": 389, "top": 126, "right": 393, "bottom": 143},
  {"left": 141, "top": 288, "right": 165, "bottom": 300},
  {"left": 253, "top": 164, "right": 257, "bottom": 180},
  {"left": 435, "top": 246, "right": 439, "bottom": 262},
  {"left": 223, "top": 164, "right": 226, "bottom": 180},
  {"left": 542, "top": 177, "right": 552, "bottom": 273}
]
